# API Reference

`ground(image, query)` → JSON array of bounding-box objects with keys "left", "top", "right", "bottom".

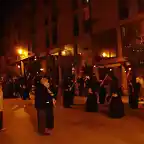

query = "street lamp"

[
  {"left": 17, "top": 48, "right": 28, "bottom": 76},
  {"left": 18, "top": 49, "right": 23, "bottom": 55},
  {"left": 102, "top": 52, "right": 107, "bottom": 57}
]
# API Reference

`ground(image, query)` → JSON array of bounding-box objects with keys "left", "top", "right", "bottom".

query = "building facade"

[{"left": 0, "top": 0, "right": 144, "bottom": 80}]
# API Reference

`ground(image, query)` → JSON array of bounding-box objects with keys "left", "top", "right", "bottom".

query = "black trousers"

[
  {"left": 45, "top": 105, "right": 54, "bottom": 129},
  {"left": 0, "top": 111, "right": 3, "bottom": 130},
  {"left": 37, "top": 105, "right": 54, "bottom": 134},
  {"left": 37, "top": 109, "right": 46, "bottom": 134}
]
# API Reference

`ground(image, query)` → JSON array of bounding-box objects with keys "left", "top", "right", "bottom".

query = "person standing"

[
  {"left": 41, "top": 77, "right": 56, "bottom": 135},
  {"left": 78, "top": 76, "right": 84, "bottom": 96},
  {"left": 35, "top": 76, "right": 56, "bottom": 135},
  {"left": 109, "top": 76, "right": 125, "bottom": 118},
  {"left": 99, "top": 85, "right": 106, "bottom": 104},
  {"left": 85, "top": 79, "right": 98, "bottom": 112},
  {"left": 128, "top": 80, "right": 133, "bottom": 107},
  {"left": 63, "top": 77, "right": 72, "bottom": 108}
]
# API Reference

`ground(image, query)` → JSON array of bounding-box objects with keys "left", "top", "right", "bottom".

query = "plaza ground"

[{"left": 1, "top": 96, "right": 144, "bottom": 144}]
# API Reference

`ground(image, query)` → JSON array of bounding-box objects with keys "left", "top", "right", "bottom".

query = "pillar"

[
  {"left": 57, "top": 51, "right": 63, "bottom": 105},
  {"left": 74, "top": 43, "right": 78, "bottom": 77},
  {"left": 121, "top": 65, "right": 128, "bottom": 95},
  {"left": 58, "top": 51, "right": 62, "bottom": 86},
  {"left": 20, "top": 61, "right": 25, "bottom": 76},
  {"left": 116, "top": 26, "right": 123, "bottom": 58},
  {"left": 116, "top": 26, "right": 128, "bottom": 95},
  {"left": 41, "top": 59, "right": 47, "bottom": 73}
]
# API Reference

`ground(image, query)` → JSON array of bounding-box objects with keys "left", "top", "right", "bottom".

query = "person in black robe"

[
  {"left": 63, "top": 77, "right": 72, "bottom": 108},
  {"left": 69, "top": 77, "right": 75, "bottom": 105},
  {"left": 78, "top": 77, "right": 84, "bottom": 96},
  {"left": 128, "top": 81, "right": 133, "bottom": 107},
  {"left": 35, "top": 76, "right": 55, "bottom": 135},
  {"left": 85, "top": 80, "right": 98, "bottom": 112},
  {"left": 99, "top": 85, "right": 106, "bottom": 104},
  {"left": 130, "top": 81, "right": 141, "bottom": 109},
  {"left": 109, "top": 76, "right": 125, "bottom": 118}
]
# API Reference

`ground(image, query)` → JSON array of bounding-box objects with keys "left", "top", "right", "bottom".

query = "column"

[
  {"left": 57, "top": 51, "right": 63, "bottom": 105},
  {"left": 121, "top": 65, "right": 128, "bottom": 95},
  {"left": 116, "top": 26, "right": 123, "bottom": 58},
  {"left": 21, "top": 61, "right": 25, "bottom": 76},
  {"left": 74, "top": 42, "right": 79, "bottom": 95},
  {"left": 116, "top": 26, "right": 128, "bottom": 95}
]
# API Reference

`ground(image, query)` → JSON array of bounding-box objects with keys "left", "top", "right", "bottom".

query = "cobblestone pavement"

[{"left": 1, "top": 97, "right": 144, "bottom": 144}]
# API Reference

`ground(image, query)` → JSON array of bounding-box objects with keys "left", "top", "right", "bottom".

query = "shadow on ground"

[{"left": 24, "top": 104, "right": 37, "bottom": 132}]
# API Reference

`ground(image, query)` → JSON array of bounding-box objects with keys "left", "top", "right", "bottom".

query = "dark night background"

[{"left": 0, "top": 0, "right": 24, "bottom": 55}]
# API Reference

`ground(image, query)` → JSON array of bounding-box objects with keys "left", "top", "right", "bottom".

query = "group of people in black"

[
  {"left": 63, "top": 73, "right": 123, "bottom": 117},
  {"left": 0, "top": 70, "right": 142, "bottom": 135},
  {"left": 62, "top": 72, "right": 141, "bottom": 119}
]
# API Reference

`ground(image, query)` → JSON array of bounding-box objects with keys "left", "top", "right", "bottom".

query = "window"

[
  {"left": 43, "top": 0, "right": 48, "bottom": 5},
  {"left": 32, "top": 35, "right": 36, "bottom": 51},
  {"left": 137, "top": 0, "right": 144, "bottom": 13},
  {"left": 46, "top": 30, "right": 50, "bottom": 48},
  {"left": 118, "top": 0, "right": 129, "bottom": 20},
  {"left": 45, "top": 19, "right": 48, "bottom": 25},
  {"left": 73, "top": 15, "right": 79, "bottom": 36},
  {"left": 31, "top": 23, "right": 35, "bottom": 34},
  {"left": 32, "top": 0, "right": 36, "bottom": 13},
  {"left": 83, "top": 6, "right": 90, "bottom": 33},
  {"left": 52, "top": 24, "right": 58, "bottom": 45},
  {"left": 52, "top": 0, "right": 57, "bottom": 7},
  {"left": 72, "top": 0, "right": 78, "bottom": 10},
  {"left": 119, "top": 7, "right": 129, "bottom": 20},
  {"left": 51, "top": 12, "right": 57, "bottom": 23},
  {"left": 83, "top": 20, "right": 90, "bottom": 33}
]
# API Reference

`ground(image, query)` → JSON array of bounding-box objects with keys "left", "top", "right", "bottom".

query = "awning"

[
  {"left": 49, "top": 48, "right": 61, "bottom": 55},
  {"left": 98, "top": 63, "right": 121, "bottom": 68},
  {"left": 96, "top": 57, "right": 127, "bottom": 68}
]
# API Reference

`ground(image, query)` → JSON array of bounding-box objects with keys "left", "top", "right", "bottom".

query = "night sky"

[
  {"left": 0, "top": 0, "right": 23, "bottom": 20},
  {"left": 0, "top": 0, "right": 24, "bottom": 54},
  {"left": 0, "top": 0, "right": 25, "bottom": 24}
]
